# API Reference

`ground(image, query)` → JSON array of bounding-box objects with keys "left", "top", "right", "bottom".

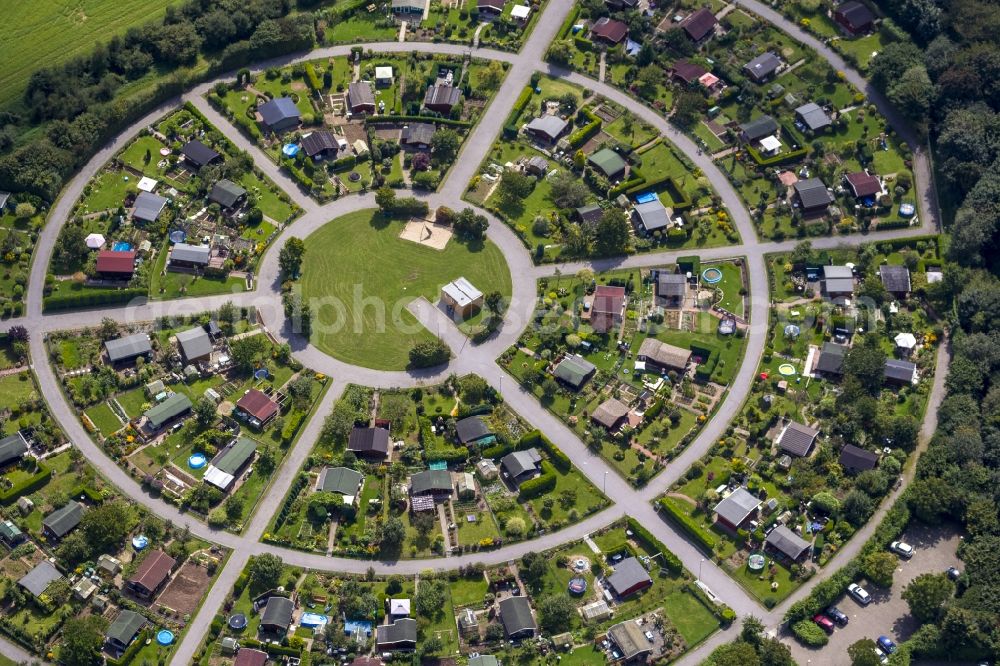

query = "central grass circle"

[{"left": 299, "top": 209, "right": 513, "bottom": 370}]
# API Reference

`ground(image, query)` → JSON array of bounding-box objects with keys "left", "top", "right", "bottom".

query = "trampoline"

[
  {"left": 348, "top": 172, "right": 361, "bottom": 182},
  {"left": 254, "top": 368, "right": 270, "bottom": 380},
  {"left": 778, "top": 364, "right": 797, "bottom": 376},
  {"left": 132, "top": 535, "right": 148, "bottom": 550},
  {"left": 701, "top": 267, "right": 723, "bottom": 284},
  {"left": 568, "top": 577, "right": 588, "bottom": 595},
  {"left": 282, "top": 143, "right": 300, "bottom": 158},
  {"left": 156, "top": 629, "right": 174, "bottom": 646},
  {"left": 899, "top": 202, "right": 915, "bottom": 217},
  {"left": 300, "top": 613, "right": 329, "bottom": 628},
  {"left": 188, "top": 453, "right": 207, "bottom": 469},
  {"left": 228, "top": 614, "right": 247, "bottom": 631},
  {"left": 168, "top": 230, "right": 187, "bottom": 244},
  {"left": 748, "top": 553, "right": 766, "bottom": 571},
  {"left": 634, "top": 191, "right": 658, "bottom": 204},
  {"left": 112, "top": 241, "right": 132, "bottom": 252}
]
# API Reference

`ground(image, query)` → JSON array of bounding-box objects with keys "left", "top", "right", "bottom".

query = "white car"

[
  {"left": 891, "top": 541, "right": 914, "bottom": 559},
  {"left": 874, "top": 647, "right": 889, "bottom": 664},
  {"left": 848, "top": 583, "right": 871, "bottom": 606}
]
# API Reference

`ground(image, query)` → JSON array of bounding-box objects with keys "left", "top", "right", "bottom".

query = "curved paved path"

[{"left": 7, "top": 0, "right": 947, "bottom": 661}]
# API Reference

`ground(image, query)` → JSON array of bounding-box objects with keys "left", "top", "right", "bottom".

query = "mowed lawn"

[
  {"left": 301, "top": 210, "right": 512, "bottom": 369},
  {"left": 0, "top": 0, "right": 178, "bottom": 107}
]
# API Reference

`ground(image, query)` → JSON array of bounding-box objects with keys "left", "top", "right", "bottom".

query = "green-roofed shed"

[
  {"left": 553, "top": 355, "right": 596, "bottom": 390},
  {"left": 587, "top": 148, "right": 627, "bottom": 181},
  {"left": 144, "top": 393, "right": 192, "bottom": 430},
  {"left": 105, "top": 610, "right": 146, "bottom": 652}
]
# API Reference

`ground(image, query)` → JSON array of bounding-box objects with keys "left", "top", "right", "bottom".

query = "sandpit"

[{"left": 399, "top": 218, "right": 453, "bottom": 250}]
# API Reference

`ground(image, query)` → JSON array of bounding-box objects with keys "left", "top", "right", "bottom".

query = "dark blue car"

[{"left": 877, "top": 636, "right": 897, "bottom": 654}]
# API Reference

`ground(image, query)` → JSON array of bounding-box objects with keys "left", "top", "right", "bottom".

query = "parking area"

[{"left": 785, "top": 523, "right": 963, "bottom": 663}]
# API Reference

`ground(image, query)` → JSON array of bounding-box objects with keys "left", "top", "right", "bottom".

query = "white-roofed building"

[
  {"left": 511, "top": 4, "right": 531, "bottom": 20},
  {"left": 136, "top": 177, "right": 158, "bottom": 193},
  {"left": 759, "top": 135, "right": 782, "bottom": 155},
  {"left": 441, "top": 277, "right": 484, "bottom": 317}
]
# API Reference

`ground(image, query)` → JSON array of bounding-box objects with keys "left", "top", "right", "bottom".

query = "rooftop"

[
  {"left": 128, "top": 549, "right": 176, "bottom": 592},
  {"left": 318, "top": 466, "right": 364, "bottom": 495},
  {"left": 259, "top": 97, "right": 301, "bottom": 126},
  {"left": 777, "top": 420, "right": 819, "bottom": 457},
  {"left": 713, "top": 487, "right": 761, "bottom": 526},
  {"left": 606, "top": 557, "right": 652, "bottom": 596},
  {"left": 19, "top": 561, "right": 63, "bottom": 597},
  {"left": 176, "top": 326, "right": 213, "bottom": 361},
  {"left": 236, "top": 388, "right": 280, "bottom": 423}
]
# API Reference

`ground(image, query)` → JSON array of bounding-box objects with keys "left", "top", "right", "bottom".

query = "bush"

[
  {"left": 626, "top": 517, "right": 682, "bottom": 574},
  {"left": 43, "top": 288, "right": 147, "bottom": 311},
  {"left": 0, "top": 465, "right": 51, "bottom": 504},
  {"left": 791, "top": 619, "right": 829, "bottom": 646}
]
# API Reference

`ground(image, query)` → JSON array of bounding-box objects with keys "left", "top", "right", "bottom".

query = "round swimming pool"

[
  {"left": 701, "top": 267, "right": 723, "bottom": 284},
  {"left": 778, "top": 363, "right": 797, "bottom": 376},
  {"left": 132, "top": 535, "right": 148, "bottom": 550},
  {"left": 748, "top": 553, "right": 766, "bottom": 571},
  {"left": 156, "top": 629, "right": 174, "bottom": 646},
  {"left": 188, "top": 453, "right": 207, "bottom": 469},
  {"left": 254, "top": 368, "right": 269, "bottom": 380},
  {"left": 169, "top": 230, "right": 187, "bottom": 244}
]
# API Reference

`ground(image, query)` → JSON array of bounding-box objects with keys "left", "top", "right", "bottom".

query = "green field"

[
  {"left": 300, "top": 210, "right": 512, "bottom": 369},
  {"left": 0, "top": 0, "right": 179, "bottom": 109}
]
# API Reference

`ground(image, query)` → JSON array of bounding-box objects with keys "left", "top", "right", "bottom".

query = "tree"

[
  {"left": 81, "top": 501, "right": 130, "bottom": 555},
  {"left": 887, "top": 65, "right": 935, "bottom": 124},
  {"left": 594, "top": 208, "right": 630, "bottom": 256},
  {"left": 548, "top": 170, "right": 590, "bottom": 208},
  {"left": 847, "top": 638, "right": 881, "bottom": 666},
  {"left": 415, "top": 578, "right": 447, "bottom": 618},
  {"left": 537, "top": 594, "right": 575, "bottom": 632},
  {"left": 843, "top": 489, "right": 875, "bottom": 526},
  {"left": 287, "top": 375, "right": 314, "bottom": 410},
  {"left": 409, "top": 339, "right": 449, "bottom": 368},
  {"left": 247, "top": 553, "right": 284, "bottom": 591},
  {"left": 902, "top": 572, "right": 953, "bottom": 622},
  {"left": 229, "top": 334, "right": 268, "bottom": 373},
  {"left": 194, "top": 397, "right": 217, "bottom": 427},
  {"left": 431, "top": 128, "right": 461, "bottom": 163},
  {"left": 705, "top": 641, "right": 761, "bottom": 666},
  {"left": 862, "top": 551, "right": 898, "bottom": 588},
  {"left": 674, "top": 92, "right": 706, "bottom": 129},
  {"left": 98, "top": 317, "right": 118, "bottom": 340},
  {"left": 6, "top": 325, "right": 28, "bottom": 342},
  {"left": 375, "top": 186, "right": 397, "bottom": 213},
  {"left": 843, "top": 334, "right": 887, "bottom": 395},
  {"left": 505, "top": 516, "right": 526, "bottom": 538},
  {"left": 278, "top": 237, "right": 306, "bottom": 278},
  {"left": 453, "top": 207, "right": 489, "bottom": 241},
  {"left": 459, "top": 375, "right": 490, "bottom": 403},
  {"left": 541, "top": 378, "right": 559, "bottom": 399},
  {"left": 14, "top": 202, "right": 35, "bottom": 219},
  {"left": 547, "top": 39, "right": 574, "bottom": 65},
  {"left": 60, "top": 615, "right": 108, "bottom": 666},
  {"left": 811, "top": 491, "right": 841, "bottom": 515},
  {"left": 496, "top": 169, "right": 535, "bottom": 209},
  {"left": 521, "top": 552, "right": 548, "bottom": 589},
  {"left": 379, "top": 516, "right": 405, "bottom": 551},
  {"left": 321, "top": 402, "right": 357, "bottom": 444},
  {"left": 479, "top": 60, "right": 504, "bottom": 91}
]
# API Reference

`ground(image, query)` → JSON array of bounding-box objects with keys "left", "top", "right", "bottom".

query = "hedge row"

[
  {"left": 240, "top": 638, "right": 303, "bottom": 657},
  {"left": 746, "top": 144, "right": 809, "bottom": 166},
  {"left": 503, "top": 86, "right": 534, "bottom": 138},
  {"left": 875, "top": 219, "right": 913, "bottom": 231},
  {"left": 518, "top": 430, "right": 570, "bottom": 473},
  {"left": 365, "top": 115, "right": 471, "bottom": 128},
  {"left": 43, "top": 287, "right": 147, "bottom": 311},
  {"left": 518, "top": 461, "right": 557, "bottom": 500},
  {"left": 567, "top": 115, "right": 602, "bottom": 149},
  {"left": 304, "top": 62, "right": 322, "bottom": 92},
  {"left": 574, "top": 35, "right": 594, "bottom": 51},
  {"left": 556, "top": 5, "right": 580, "bottom": 39},
  {"left": 626, "top": 517, "right": 683, "bottom": 574},
  {"left": 658, "top": 498, "right": 718, "bottom": 552},
  {"left": 331, "top": 154, "right": 357, "bottom": 172},
  {"left": 0, "top": 465, "right": 51, "bottom": 504}
]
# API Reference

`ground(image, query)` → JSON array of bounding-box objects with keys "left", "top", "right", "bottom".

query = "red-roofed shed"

[{"left": 96, "top": 251, "right": 136, "bottom": 277}]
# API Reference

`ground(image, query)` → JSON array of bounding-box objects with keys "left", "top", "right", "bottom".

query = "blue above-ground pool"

[
  {"left": 132, "top": 535, "right": 148, "bottom": 550},
  {"left": 112, "top": 241, "right": 132, "bottom": 252},
  {"left": 282, "top": 143, "right": 300, "bottom": 157},
  {"left": 156, "top": 629, "right": 174, "bottom": 645},
  {"left": 634, "top": 191, "right": 658, "bottom": 204},
  {"left": 701, "top": 267, "right": 723, "bottom": 284},
  {"left": 344, "top": 619, "right": 372, "bottom": 636},
  {"left": 300, "top": 613, "right": 329, "bottom": 629},
  {"left": 188, "top": 453, "right": 207, "bottom": 469},
  {"left": 254, "top": 368, "right": 269, "bottom": 380}
]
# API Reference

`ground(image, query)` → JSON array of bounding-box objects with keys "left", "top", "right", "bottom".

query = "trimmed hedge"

[
  {"left": 556, "top": 6, "right": 580, "bottom": 39},
  {"left": 43, "top": 287, "right": 147, "bottom": 311},
  {"left": 240, "top": 638, "right": 303, "bottom": 657},
  {"left": 331, "top": 154, "right": 357, "bottom": 172},
  {"left": 518, "top": 461, "right": 557, "bottom": 500},
  {"left": 626, "top": 517, "right": 683, "bottom": 574},
  {"left": 567, "top": 116, "right": 602, "bottom": 149},
  {"left": 791, "top": 619, "right": 829, "bottom": 646},
  {"left": 573, "top": 35, "right": 593, "bottom": 51},
  {"left": 304, "top": 63, "right": 322, "bottom": 92},
  {"left": 365, "top": 115, "right": 471, "bottom": 128},
  {"left": 0, "top": 465, "right": 51, "bottom": 504},
  {"left": 503, "top": 86, "right": 534, "bottom": 138},
  {"left": 624, "top": 175, "right": 693, "bottom": 210},
  {"left": 658, "top": 498, "right": 718, "bottom": 552},
  {"left": 746, "top": 144, "right": 809, "bottom": 166},
  {"left": 518, "top": 430, "right": 570, "bottom": 473}
]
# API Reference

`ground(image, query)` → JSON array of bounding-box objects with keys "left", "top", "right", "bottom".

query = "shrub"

[
  {"left": 658, "top": 498, "right": 717, "bottom": 551},
  {"left": 626, "top": 517, "right": 683, "bottom": 574},
  {"left": 517, "top": 462, "right": 557, "bottom": 500},
  {"left": 791, "top": 619, "right": 829, "bottom": 646}
]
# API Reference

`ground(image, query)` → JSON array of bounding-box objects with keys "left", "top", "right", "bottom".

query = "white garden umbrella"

[
  {"left": 894, "top": 332, "right": 917, "bottom": 349},
  {"left": 85, "top": 233, "right": 105, "bottom": 249}
]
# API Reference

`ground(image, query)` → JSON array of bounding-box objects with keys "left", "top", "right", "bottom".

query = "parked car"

[
  {"left": 826, "top": 606, "right": 849, "bottom": 626},
  {"left": 890, "top": 541, "right": 914, "bottom": 559},
  {"left": 813, "top": 614, "right": 835, "bottom": 634},
  {"left": 947, "top": 566, "right": 961, "bottom": 581},
  {"left": 848, "top": 583, "right": 871, "bottom": 605},
  {"left": 874, "top": 647, "right": 889, "bottom": 664},
  {"left": 877, "top": 636, "right": 897, "bottom": 654}
]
